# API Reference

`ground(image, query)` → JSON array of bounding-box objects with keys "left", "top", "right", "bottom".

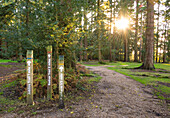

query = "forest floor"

[
  {"left": 0, "top": 62, "right": 25, "bottom": 85},
  {"left": 2, "top": 64, "right": 169, "bottom": 118},
  {"left": 0, "top": 63, "right": 169, "bottom": 118}
]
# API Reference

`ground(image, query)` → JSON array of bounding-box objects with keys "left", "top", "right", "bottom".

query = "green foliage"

[
  {"left": 0, "top": 59, "right": 17, "bottom": 63},
  {"left": 7, "top": 107, "right": 16, "bottom": 112},
  {"left": 19, "top": 79, "right": 26, "bottom": 86},
  {"left": 0, "top": 91, "right": 4, "bottom": 95},
  {"left": 154, "top": 63, "right": 170, "bottom": 71},
  {"left": 98, "top": 61, "right": 108, "bottom": 65},
  {"left": 0, "top": 64, "right": 12, "bottom": 68},
  {"left": 2, "top": 80, "right": 18, "bottom": 88},
  {"left": 39, "top": 79, "right": 47, "bottom": 87},
  {"left": 88, "top": 76, "right": 102, "bottom": 84},
  {"left": 80, "top": 73, "right": 96, "bottom": 77}
]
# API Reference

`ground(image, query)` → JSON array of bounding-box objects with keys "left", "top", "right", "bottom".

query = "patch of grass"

[
  {"left": 155, "top": 63, "right": 170, "bottom": 71},
  {"left": 0, "top": 95, "right": 24, "bottom": 109},
  {"left": 153, "top": 85, "right": 170, "bottom": 101},
  {"left": 82, "top": 61, "right": 104, "bottom": 66},
  {"left": 18, "top": 110, "right": 24, "bottom": 114},
  {"left": 0, "top": 80, "right": 22, "bottom": 112},
  {"left": 98, "top": 61, "right": 108, "bottom": 65},
  {"left": 83, "top": 64, "right": 102, "bottom": 66},
  {"left": 108, "top": 67, "right": 150, "bottom": 85},
  {"left": 2, "top": 80, "right": 18, "bottom": 88},
  {"left": 32, "top": 112, "right": 37, "bottom": 115},
  {"left": 88, "top": 76, "right": 102, "bottom": 84},
  {"left": 107, "top": 62, "right": 170, "bottom": 101},
  {"left": 75, "top": 96, "right": 85, "bottom": 101},
  {"left": 0, "top": 64, "right": 12, "bottom": 68},
  {"left": 80, "top": 73, "right": 96, "bottom": 77},
  {"left": 7, "top": 107, "right": 16, "bottom": 112},
  {"left": 0, "top": 59, "right": 18, "bottom": 63},
  {"left": 0, "top": 91, "right": 3, "bottom": 95},
  {"left": 156, "top": 85, "right": 170, "bottom": 95},
  {"left": 133, "top": 72, "right": 170, "bottom": 79}
]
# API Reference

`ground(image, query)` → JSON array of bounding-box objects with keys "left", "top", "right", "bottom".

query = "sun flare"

[{"left": 115, "top": 17, "right": 129, "bottom": 30}]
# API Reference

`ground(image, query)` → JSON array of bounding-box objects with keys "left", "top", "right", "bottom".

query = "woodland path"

[
  {"left": 2, "top": 65, "right": 169, "bottom": 118},
  {"left": 34, "top": 65, "right": 169, "bottom": 118}
]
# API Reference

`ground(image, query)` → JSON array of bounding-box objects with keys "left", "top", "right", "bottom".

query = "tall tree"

[
  {"left": 155, "top": 0, "right": 160, "bottom": 63},
  {"left": 134, "top": 0, "right": 139, "bottom": 62},
  {"left": 123, "top": 29, "right": 128, "bottom": 62},
  {"left": 97, "top": 0, "right": 102, "bottom": 62},
  {"left": 83, "top": 0, "right": 88, "bottom": 61},
  {"left": 109, "top": 0, "right": 112, "bottom": 62},
  {"left": 139, "top": 0, "right": 155, "bottom": 69}
]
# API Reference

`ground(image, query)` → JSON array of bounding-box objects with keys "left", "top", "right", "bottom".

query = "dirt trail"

[
  {"left": 34, "top": 66, "right": 169, "bottom": 118},
  {"left": 2, "top": 66, "right": 169, "bottom": 118}
]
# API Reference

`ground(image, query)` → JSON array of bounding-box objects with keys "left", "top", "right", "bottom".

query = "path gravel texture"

[
  {"left": 35, "top": 66, "right": 169, "bottom": 118},
  {"left": 2, "top": 66, "right": 169, "bottom": 118},
  {"left": 79, "top": 66, "right": 169, "bottom": 118}
]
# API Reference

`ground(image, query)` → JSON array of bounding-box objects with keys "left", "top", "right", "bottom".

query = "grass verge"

[
  {"left": 106, "top": 62, "right": 170, "bottom": 102},
  {"left": 0, "top": 59, "right": 18, "bottom": 63}
]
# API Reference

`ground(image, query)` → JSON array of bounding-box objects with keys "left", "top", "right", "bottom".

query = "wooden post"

[
  {"left": 58, "top": 55, "right": 65, "bottom": 109},
  {"left": 47, "top": 45, "right": 52, "bottom": 100},
  {"left": 26, "top": 50, "right": 33, "bottom": 105}
]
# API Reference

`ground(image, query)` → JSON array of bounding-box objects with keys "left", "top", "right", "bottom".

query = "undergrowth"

[{"left": 0, "top": 63, "right": 101, "bottom": 114}]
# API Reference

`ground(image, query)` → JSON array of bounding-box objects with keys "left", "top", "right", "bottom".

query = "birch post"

[
  {"left": 58, "top": 55, "right": 65, "bottom": 109},
  {"left": 26, "top": 50, "right": 33, "bottom": 105},
  {"left": 47, "top": 45, "right": 52, "bottom": 100}
]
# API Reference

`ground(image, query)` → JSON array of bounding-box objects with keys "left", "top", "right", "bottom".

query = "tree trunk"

[
  {"left": 141, "top": 0, "right": 155, "bottom": 69},
  {"left": 167, "top": 32, "right": 170, "bottom": 63},
  {"left": 134, "top": 0, "right": 139, "bottom": 62},
  {"left": 159, "top": 37, "right": 162, "bottom": 63},
  {"left": 109, "top": 0, "right": 112, "bottom": 62},
  {"left": 163, "top": 25, "right": 167, "bottom": 63},
  {"left": 80, "top": 38, "right": 83, "bottom": 63},
  {"left": 0, "top": 38, "right": 2, "bottom": 58},
  {"left": 83, "top": 2, "right": 88, "bottom": 61},
  {"left": 139, "top": 11, "right": 143, "bottom": 62},
  {"left": 97, "top": 0, "right": 102, "bottom": 62},
  {"left": 124, "top": 31, "right": 128, "bottom": 62},
  {"left": 79, "top": 10, "right": 83, "bottom": 63},
  {"left": 113, "top": 0, "right": 116, "bottom": 61},
  {"left": 84, "top": 36, "right": 88, "bottom": 61},
  {"left": 54, "top": 2, "right": 59, "bottom": 70},
  {"left": 156, "top": 0, "right": 160, "bottom": 63}
]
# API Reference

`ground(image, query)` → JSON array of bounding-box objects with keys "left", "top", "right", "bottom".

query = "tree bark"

[
  {"left": 79, "top": 11, "right": 83, "bottom": 62},
  {"left": 124, "top": 31, "right": 128, "bottom": 62},
  {"left": 83, "top": 3, "right": 88, "bottom": 61},
  {"left": 156, "top": 0, "right": 160, "bottom": 63},
  {"left": 139, "top": 11, "right": 143, "bottom": 62},
  {"left": 97, "top": 0, "right": 102, "bottom": 62},
  {"left": 140, "top": 0, "right": 155, "bottom": 69},
  {"left": 159, "top": 37, "right": 162, "bottom": 63},
  {"left": 163, "top": 25, "right": 167, "bottom": 63},
  {"left": 109, "top": 0, "right": 112, "bottom": 62},
  {"left": 113, "top": 0, "right": 116, "bottom": 61},
  {"left": 80, "top": 38, "right": 83, "bottom": 62},
  {"left": 134, "top": 0, "right": 139, "bottom": 62}
]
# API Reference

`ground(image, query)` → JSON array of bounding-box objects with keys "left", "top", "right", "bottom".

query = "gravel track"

[
  {"left": 36, "top": 66, "right": 169, "bottom": 118},
  {"left": 2, "top": 66, "right": 169, "bottom": 118}
]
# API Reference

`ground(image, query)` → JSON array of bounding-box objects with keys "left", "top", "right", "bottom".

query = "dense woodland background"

[
  {"left": 0, "top": 1, "right": 170, "bottom": 115},
  {"left": 0, "top": 0, "right": 169, "bottom": 70}
]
